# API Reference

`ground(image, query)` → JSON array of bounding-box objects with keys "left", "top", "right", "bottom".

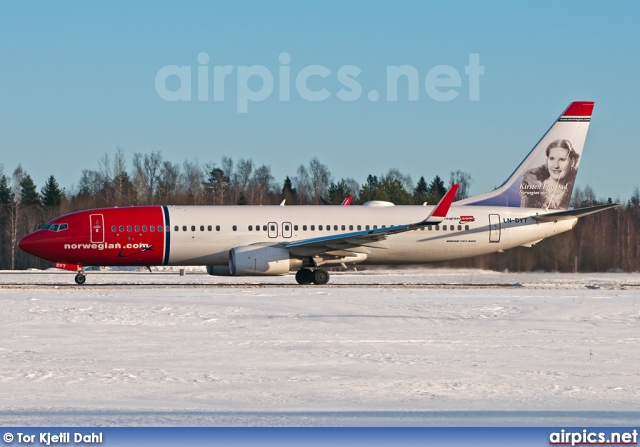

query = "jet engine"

[
  {"left": 206, "top": 265, "right": 232, "bottom": 276},
  {"left": 229, "top": 245, "right": 302, "bottom": 276}
]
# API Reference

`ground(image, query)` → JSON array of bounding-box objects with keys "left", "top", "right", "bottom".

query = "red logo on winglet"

[{"left": 562, "top": 101, "right": 594, "bottom": 117}]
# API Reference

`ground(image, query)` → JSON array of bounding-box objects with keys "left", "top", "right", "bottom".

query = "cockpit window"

[{"left": 42, "top": 223, "right": 68, "bottom": 232}]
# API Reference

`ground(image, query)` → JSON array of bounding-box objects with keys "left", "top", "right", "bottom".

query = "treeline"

[{"left": 0, "top": 149, "right": 638, "bottom": 272}]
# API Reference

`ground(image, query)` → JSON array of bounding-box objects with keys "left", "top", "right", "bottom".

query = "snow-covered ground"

[{"left": 1, "top": 269, "right": 639, "bottom": 426}]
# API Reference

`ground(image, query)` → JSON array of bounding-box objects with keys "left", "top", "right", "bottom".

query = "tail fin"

[{"left": 457, "top": 101, "right": 594, "bottom": 210}]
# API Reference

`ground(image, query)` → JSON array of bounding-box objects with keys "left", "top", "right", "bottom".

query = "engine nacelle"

[
  {"left": 206, "top": 265, "right": 232, "bottom": 276},
  {"left": 229, "top": 245, "right": 301, "bottom": 276}
]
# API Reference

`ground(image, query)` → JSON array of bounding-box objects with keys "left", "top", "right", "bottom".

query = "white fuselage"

[{"left": 164, "top": 204, "right": 577, "bottom": 266}]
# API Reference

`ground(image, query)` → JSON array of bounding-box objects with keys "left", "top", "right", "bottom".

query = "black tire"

[
  {"left": 295, "top": 269, "right": 313, "bottom": 285},
  {"left": 75, "top": 274, "right": 86, "bottom": 285},
  {"left": 312, "top": 268, "right": 330, "bottom": 285}
]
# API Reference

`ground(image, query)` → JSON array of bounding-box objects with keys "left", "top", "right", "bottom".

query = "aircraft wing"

[
  {"left": 531, "top": 203, "right": 619, "bottom": 222},
  {"left": 284, "top": 185, "right": 459, "bottom": 257}
]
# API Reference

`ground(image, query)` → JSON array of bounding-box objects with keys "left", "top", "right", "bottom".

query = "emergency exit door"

[
  {"left": 90, "top": 214, "right": 105, "bottom": 243},
  {"left": 489, "top": 214, "right": 501, "bottom": 243}
]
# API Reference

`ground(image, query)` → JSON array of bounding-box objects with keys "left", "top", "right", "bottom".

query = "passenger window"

[
  {"left": 349, "top": 225, "right": 353, "bottom": 230},
  {"left": 310, "top": 225, "right": 315, "bottom": 231},
  {"left": 216, "top": 225, "right": 220, "bottom": 231},
  {"left": 262, "top": 225, "right": 267, "bottom": 231},
  {"left": 334, "top": 225, "right": 338, "bottom": 231},
  {"left": 183, "top": 226, "right": 187, "bottom": 231},
  {"left": 270, "top": 224, "right": 275, "bottom": 231},
  {"left": 119, "top": 226, "right": 124, "bottom": 232},
  {"left": 435, "top": 225, "right": 440, "bottom": 230},
  {"left": 319, "top": 225, "right": 323, "bottom": 231},
  {"left": 294, "top": 225, "right": 298, "bottom": 231},
  {"left": 382, "top": 225, "right": 386, "bottom": 229},
  {"left": 142, "top": 225, "right": 147, "bottom": 232},
  {"left": 208, "top": 225, "right": 212, "bottom": 231},
  {"left": 135, "top": 226, "right": 140, "bottom": 232},
  {"left": 256, "top": 225, "right": 261, "bottom": 231},
  {"left": 200, "top": 225, "right": 205, "bottom": 231},
  {"left": 175, "top": 226, "right": 179, "bottom": 232},
  {"left": 465, "top": 225, "right": 469, "bottom": 231},
  {"left": 366, "top": 225, "right": 370, "bottom": 230},
  {"left": 341, "top": 225, "right": 345, "bottom": 230},
  {"left": 127, "top": 225, "right": 132, "bottom": 232},
  {"left": 191, "top": 226, "right": 196, "bottom": 232},
  {"left": 303, "top": 225, "right": 307, "bottom": 231},
  {"left": 159, "top": 226, "right": 164, "bottom": 232},
  {"left": 233, "top": 225, "right": 237, "bottom": 231},
  {"left": 285, "top": 224, "right": 290, "bottom": 231},
  {"left": 357, "top": 225, "right": 361, "bottom": 231},
  {"left": 458, "top": 225, "right": 462, "bottom": 231},
  {"left": 248, "top": 225, "right": 253, "bottom": 231},
  {"left": 373, "top": 225, "right": 378, "bottom": 230},
  {"left": 428, "top": 226, "right": 433, "bottom": 231},
  {"left": 151, "top": 226, "right": 155, "bottom": 232},
  {"left": 111, "top": 226, "right": 116, "bottom": 232}
]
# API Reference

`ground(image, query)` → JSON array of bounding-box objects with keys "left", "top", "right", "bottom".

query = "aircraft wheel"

[
  {"left": 295, "top": 269, "right": 313, "bottom": 285},
  {"left": 312, "top": 268, "right": 330, "bottom": 285},
  {"left": 75, "top": 273, "right": 86, "bottom": 285}
]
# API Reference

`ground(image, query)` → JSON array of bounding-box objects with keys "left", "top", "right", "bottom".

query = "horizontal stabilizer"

[{"left": 531, "top": 203, "right": 618, "bottom": 222}]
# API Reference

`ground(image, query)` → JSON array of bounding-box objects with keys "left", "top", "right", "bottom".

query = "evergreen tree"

[
  {"left": 0, "top": 175, "right": 13, "bottom": 205},
  {"left": 20, "top": 174, "right": 40, "bottom": 206},
  {"left": 202, "top": 167, "right": 229, "bottom": 204},
  {"left": 41, "top": 175, "right": 64, "bottom": 207},
  {"left": 428, "top": 175, "right": 446, "bottom": 202},
  {"left": 377, "top": 175, "right": 413, "bottom": 204},
  {"left": 237, "top": 193, "right": 249, "bottom": 205},
  {"left": 358, "top": 174, "right": 379, "bottom": 203},
  {"left": 282, "top": 176, "right": 296, "bottom": 196},
  {"left": 413, "top": 176, "right": 429, "bottom": 204},
  {"left": 327, "top": 179, "right": 351, "bottom": 204}
]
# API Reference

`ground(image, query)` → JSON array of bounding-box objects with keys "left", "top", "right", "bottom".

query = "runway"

[
  {"left": 1, "top": 268, "right": 639, "bottom": 426},
  {"left": 1, "top": 268, "right": 638, "bottom": 290}
]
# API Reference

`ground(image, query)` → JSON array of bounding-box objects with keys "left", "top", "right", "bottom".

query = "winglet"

[
  {"left": 341, "top": 195, "right": 353, "bottom": 206},
  {"left": 423, "top": 184, "right": 459, "bottom": 224}
]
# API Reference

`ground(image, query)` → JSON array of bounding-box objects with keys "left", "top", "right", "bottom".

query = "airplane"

[{"left": 18, "top": 101, "right": 617, "bottom": 285}]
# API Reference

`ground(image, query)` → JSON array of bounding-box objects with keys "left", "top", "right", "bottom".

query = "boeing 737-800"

[{"left": 18, "top": 101, "right": 616, "bottom": 285}]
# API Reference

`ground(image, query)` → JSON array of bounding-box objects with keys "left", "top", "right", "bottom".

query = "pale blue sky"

[{"left": 0, "top": 1, "right": 638, "bottom": 201}]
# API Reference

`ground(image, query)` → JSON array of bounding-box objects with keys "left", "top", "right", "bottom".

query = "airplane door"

[
  {"left": 90, "top": 214, "right": 105, "bottom": 243},
  {"left": 489, "top": 214, "right": 501, "bottom": 243},
  {"left": 268, "top": 221, "right": 278, "bottom": 238},
  {"left": 282, "top": 222, "right": 292, "bottom": 238}
]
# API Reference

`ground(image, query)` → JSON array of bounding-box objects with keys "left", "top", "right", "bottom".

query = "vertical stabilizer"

[{"left": 457, "top": 101, "right": 594, "bottom": 210}]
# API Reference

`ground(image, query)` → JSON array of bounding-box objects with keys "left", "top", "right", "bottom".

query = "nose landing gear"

[{"left": 74, "top": 273, "right": 86, "bottom": 285}]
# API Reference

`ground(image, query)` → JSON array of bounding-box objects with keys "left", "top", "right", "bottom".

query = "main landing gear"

[
  {"left": 75, "top": 273, "right": 86, "bottom": 285},
  {"left": 295, "top": 268, "right": 330, "bottom": 285}
]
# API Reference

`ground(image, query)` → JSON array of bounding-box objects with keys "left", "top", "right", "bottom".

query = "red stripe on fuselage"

[{"left": 27, "top": 206, "right": 166, "bottom": 266}]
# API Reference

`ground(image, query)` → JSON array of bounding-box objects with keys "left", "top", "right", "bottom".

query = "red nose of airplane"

[{"left": 18, "top": 232, "right": 42, "bottom": 257}]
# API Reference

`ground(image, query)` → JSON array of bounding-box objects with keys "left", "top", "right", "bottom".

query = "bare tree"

[
  {"left": 113, "top": 147, "right": 129, "bottom": 205},
  {"left": 309, "top": 158, "right": 332, "bottom": 204},
  {"left": 293, "top": 164, "right": 311, "bottom": 204},
  {"left": 235, "top": 158, "right": 254, "bottom": 196},
  {"left": 248, "top": 164, "right": 275, "bottom": 204},
  {"left": 132, "top": 152, "right": 163, "bottom": 204},
  {"left": 182, "top": 159, "right": 204, "bottom": 205},
  {"left": 157, "top": 161, "right": 182, "bottom": 204},
  {"left": 449, "top": 170, "right": 473, "bottom": 200}
]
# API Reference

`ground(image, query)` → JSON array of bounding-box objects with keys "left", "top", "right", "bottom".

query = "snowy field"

[{"left": 1, "top": 268, "right": 639, "bottom": 426}]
